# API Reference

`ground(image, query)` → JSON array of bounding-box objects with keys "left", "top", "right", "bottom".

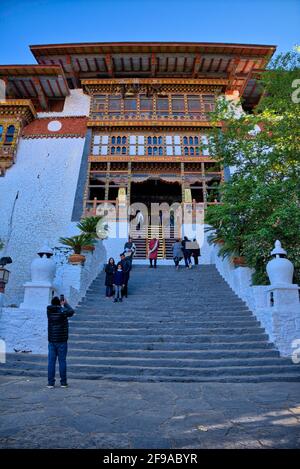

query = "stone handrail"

[{"left": 211, "top": 243, "right": 300, "bottom": 357}]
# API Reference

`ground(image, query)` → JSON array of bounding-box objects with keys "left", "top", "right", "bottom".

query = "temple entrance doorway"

[
  {"left": 130, "top": 178, "right": 181, "bottom": 258},
  {"left": 130, "top": 179, "right": 182, "bottom": 208}
]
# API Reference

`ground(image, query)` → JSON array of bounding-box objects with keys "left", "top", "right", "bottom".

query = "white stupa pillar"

[
  {"left": 265, "top": 240, "right": 300, "bottom": 356},
  {"left": 20, "top": 243, "right": 57, "bottom": 310},
  {"left": 266, "top": 240, "right": 299, "bottom": 308}
]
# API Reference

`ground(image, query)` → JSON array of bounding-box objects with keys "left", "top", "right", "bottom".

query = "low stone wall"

[
  {"left": 211, "top": 244, "right": 300, "bottom": 357},
  {"left": 54, "top": 240, "right": 106, "bottom": 307},
  {"left": 0, "top": 307, "right": 47, "bottom": 354}
]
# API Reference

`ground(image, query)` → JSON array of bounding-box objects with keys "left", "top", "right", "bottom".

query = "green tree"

[{"left": 205, "top": 49, "right": 300, "bottom": 284}]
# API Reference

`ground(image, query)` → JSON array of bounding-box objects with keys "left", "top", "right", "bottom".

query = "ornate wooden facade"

[
  {"left": 83, "top": 78, "right": 224, "bottom": 212},
  {"left": 0, "top": 100, "right": 36, "bottom": 174},
  {"left": 0, "top": 42, "right": 276, "bottom": 205}
]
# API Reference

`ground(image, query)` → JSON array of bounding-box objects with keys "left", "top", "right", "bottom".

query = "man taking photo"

[{"left": 47, "top": 295, "right": 75, "bottom": 388}]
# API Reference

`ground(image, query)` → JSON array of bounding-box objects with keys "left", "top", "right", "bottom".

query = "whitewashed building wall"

[
  {"left": 0, "top": 137, "right": 85, "bottom": 305},
  {"left": 0, "top": 90, "right": 91, "bottom": 306}
]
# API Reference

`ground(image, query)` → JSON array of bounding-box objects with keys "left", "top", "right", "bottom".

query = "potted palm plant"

[
  {"left": 231, "top": 255, "right": 247, "bottom": 267},
  {"left": 59, "top": 234, "right": 95, "bottom": 265},
  {"left": 77, "top": 216, "right": 108, "bottom": 251},
  {"left": 206, "top": 231, "right": 225, "bottom": 245}
]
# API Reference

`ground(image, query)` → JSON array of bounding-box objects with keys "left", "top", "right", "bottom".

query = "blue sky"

[{"left": 0, "top": 0, "right": 299, "bottom": 64}]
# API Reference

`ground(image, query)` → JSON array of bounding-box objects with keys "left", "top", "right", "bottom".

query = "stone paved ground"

[{"left": 0, "top": 376, "right": 300, "bottom": 448}]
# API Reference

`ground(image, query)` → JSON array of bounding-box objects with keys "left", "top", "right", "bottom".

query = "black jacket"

[
  {"left": 47, "top": 303, "right": 74, "bottom": 343},
  {"left": 120, "top": 258, "right": 131, "bottom": 282},
  {"left": 105, "top": 264, "right": 116, "bottom": 286}
]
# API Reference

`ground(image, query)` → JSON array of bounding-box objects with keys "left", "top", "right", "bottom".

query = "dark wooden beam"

[
  {"left": 215, "top": 58, "right": 223, "bottom": 73},
  {"left": 32, "top": 77, "right": 49, "bottom": 110},
  {"left": 240, "top": 65, "right": 255, "bottom": 96},
  {"left": 192, "top": 54, "right": 202, "bottom": 77},
  {"left": 85, "top": 57, "right": 91, "bottom": 72},
  {"left": 105, "top": 54, "right": 114, "bottom": 77},
  {"left": 206, "top": 58, "right": 214, "bottom": 73},
  {"left": 227, "top": 57, "right": 240, "bottom": 92},
  {"left": 174, "top": 56, "right": 178, "bottom": 72},
  {"left": 129, "top": 57, "right": 134, "bottom": 71},
  {"left": 66, "top": 55, "right": 80, "bottom": 87},
  {"left": 8, "top": 79, "right": 21, "bottom": 98},
  {"left": 56, "top": 78, "right": 65, "bottom": 97},
  {"left": 151, "top": 53, "right": 156, "bottom": 77},
  {"left": 165, "top": 57, "right": 169, "bottom": 73},
  {"left": 46, "top": 78, "right": 56, "bottom": 97},
  {"left": 19, "top": 79, "right": 32, "bottom": 97},
  {"left": 120, "top": 56, "right": 125, "bottom": 72},
  {"left": 75, "top": 58, "right": 82, "bottom": 72}
]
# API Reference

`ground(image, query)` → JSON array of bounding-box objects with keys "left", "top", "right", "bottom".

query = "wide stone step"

[
  {"left": 67, "top": 340, "right": 276, "bottom": 351},
  {"left": 69, "top": 332, "right": 268, "bottom": 342},
  {"left": 73, "top": 311, "right": 254, "bottom": 319},
  {"left": 69, "top": 326, "right": 265, "bottom": 335},
  {"left": 71, "top": 319, "right": 261, "bottom": 328},
  {"left": 76, "top": 306, "right": 252, "bottom": 314},
  {"left": 34, "top": 356, "right": 295, "bottom": 368},
  {"left": 67, "top": 348, "right": 280, "bottom": 359},
  {"left": 81, "top": 294, "right": 247, "bottom": 300},
  {"left": 69, "top": 328, "right": 267, "bottom": 342},
  {"left": 1, "top": 367, "right": 299, "bottom": 383},
  {"left": 0, "top": 355, "right": 292, "bottom": 370},
  {"left": 81, "top": 291, "right": 248, "bottom": 298},
  {"left": 71, "top": 317, "right": 257, "bottom": 325},
  {"left": 81, "top": 306, "right": 250, "bottom": 313},
  {"left": 1, "top": 361, "right": 299, "bottom": 377}
]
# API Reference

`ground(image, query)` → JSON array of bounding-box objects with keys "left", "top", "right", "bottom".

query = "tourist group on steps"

[
  {"left": 45, "top": 235, "right": 200, "bottom": 388},
  {"left": 104, "top": 236, "right": 201, "bottom": 303}
]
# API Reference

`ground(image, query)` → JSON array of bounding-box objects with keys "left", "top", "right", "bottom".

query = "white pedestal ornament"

[
  {"left": 20, "top": 243, "right": 57, "bottom": 310},
  {"left": 266, "top": 240, "right": 294, "bottom": 286},
  {"left": 265, "top": 240, "right": 300, "bottom": 356}
]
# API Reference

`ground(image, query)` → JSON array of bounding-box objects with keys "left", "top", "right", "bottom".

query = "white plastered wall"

[{"left": 0, "top": 137, "right": 85, "bottom": 305}]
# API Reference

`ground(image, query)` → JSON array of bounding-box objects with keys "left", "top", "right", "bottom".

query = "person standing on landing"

[
  {"left": 191, "top": 238, "right": 200, "bottom": 265},
  {"left": 148, "top": 237, "right": 159, "bottom": 268},
  {"left": 104, "top": 257, "right": 116, "bottom": 298},
  {"left": 113, "top": 263, "right": 125, "bottom": 303},
  {"left": 123, "top": 237, "right": 136, "bottom": 268},
  {"left": 182, "top": 236, "right": 192, "bottom": 269},
  {"left": 47, "top": 296, "right": 74, "bottom": 388},
  {"left": 173, "top": 238, "right": 183, "bottom": 270}
]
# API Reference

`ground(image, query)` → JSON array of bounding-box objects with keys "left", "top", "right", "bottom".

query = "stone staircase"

[{"left": 1, "top": 265, "right": 300, "bottom": 382}]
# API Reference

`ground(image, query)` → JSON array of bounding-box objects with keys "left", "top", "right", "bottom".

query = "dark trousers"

[
  {"left": 122, "top": 282, "right": 128, "bottom": 297},
  {"left": 174, "top": 256, "right": 181, "bottom": 267},
  {"left": 150, "top": 258, "right": 157, "bottom": 268},
  {"left": 48, "top": 342, "right": 68, "bottom": 386},
  {"left": 183, "top": 253, "right": 191, "bottom": 267},
  {"left": 106, "top": 285, "right": 113, "bottom": 297},
  {"left": 193, "top": 255, "right": 199, "bottom": 265}
]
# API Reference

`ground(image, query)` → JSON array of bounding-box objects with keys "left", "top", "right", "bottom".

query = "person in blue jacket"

[{"left": 113, "top": 263, "right": 125, "bottom": 303}]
